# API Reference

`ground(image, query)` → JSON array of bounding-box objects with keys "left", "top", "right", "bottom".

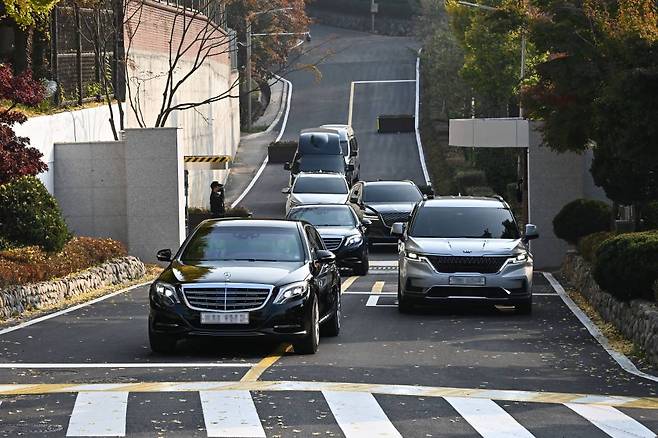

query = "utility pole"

[
  {"left": 245, "top": 19, "right": 252, "bottom": 131},
  {"left": 370, "top": 0, "right": 377, "bottom": 33}
]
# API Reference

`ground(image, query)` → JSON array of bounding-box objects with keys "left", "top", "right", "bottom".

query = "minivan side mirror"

[
  {"left": 524, "top": 224, "right": 539, "bottom": 241},
  {"left": 284, "top": 162, "right": 291, "bottom": 171},
  {"left": 349, "top": 194, "right": 359, "bottom": 204},
  {"left": 156, "top": 248, "right": 172, "bottom": 262},
  {"left": 281, "top": 187, "right": 291, "bottom": 194},
  {"left": 391, "top": 222, "right": 405, "bottom": 237},
  {"left": 362, "top": 218, "right": 372, "bottom": 227}
]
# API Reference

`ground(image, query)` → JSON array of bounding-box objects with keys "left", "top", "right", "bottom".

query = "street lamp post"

[{"left": 245, "top": 7, "right": 294, "bottom": 131}]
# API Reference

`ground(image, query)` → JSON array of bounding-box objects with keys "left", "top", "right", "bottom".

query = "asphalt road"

[{"left": 0, "top": 25, "right": 657, "bottom": 437}]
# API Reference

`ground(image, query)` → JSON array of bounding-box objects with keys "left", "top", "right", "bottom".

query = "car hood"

[
  {"left": 365, "top": 202, "right": 416, "bottom": 214},
  {"left": 407, "top": 237, "right": 522, "bottom": 256},
  {"left": 315, "top": 225, "right": 359, "bottom": 238},
  {"left": 292, "top": 193, "right": 349, "bottom": 205},
  {"left": 165, "top": 260, "right": 308, "bottom": 287}
]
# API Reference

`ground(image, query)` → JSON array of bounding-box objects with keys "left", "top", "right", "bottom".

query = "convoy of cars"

[{"left": 149, "top": 124, "right": 539, "bottom": 354}]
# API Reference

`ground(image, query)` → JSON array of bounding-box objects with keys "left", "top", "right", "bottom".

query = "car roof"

[
  {"left": 296, "top": 172, "right": 346, "bottom": 179},
  {"left": 319, "top": 125, "right": 353, "bottom": 140},
  {"left": 422, "top": 196, "right": 507, "bottom": 208},
  {"left": 298, "top": 130, "right": 343, "bottom": 155},
  {"left": 362, "top": 180, "right": 417, "bottom": 187},
  {"left": 289, "top": 203, "right": 351, "bottom": 209},
  {"left": 203, "top": 219, "right": 300, "bottom": 229}
]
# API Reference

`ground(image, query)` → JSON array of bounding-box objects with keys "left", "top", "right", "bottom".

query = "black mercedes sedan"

[
  {"left": 286, "top": 204, "right": 370, "bottom": 275},
  {"left": 348, "top": 180, "right": 425, "bottom": 244},
  {"left": 149, "top": 219, "right": 341, "bottom": 355}
]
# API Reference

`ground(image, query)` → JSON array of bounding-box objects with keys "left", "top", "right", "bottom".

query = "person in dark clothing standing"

[{"left": 210, "top": 181, "right": 225, "bottom": 218}]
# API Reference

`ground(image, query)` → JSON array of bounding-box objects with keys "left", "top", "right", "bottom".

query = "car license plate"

[
  {"left": 449, "top": 276, "right": 486, "bottom": 286},
  {"left": 200, "top": 313, "right": 249, "bottom": 325}
]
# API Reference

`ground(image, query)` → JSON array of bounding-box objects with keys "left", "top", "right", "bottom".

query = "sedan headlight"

[
  {"left": 274, "top": 281, "right": 309, "bottom": 304},
  {"left": 405, "top": 250, "right": 420, "bottom": 260},
  {"left": 345, "top": 234, "right": 363, "bottom": 247},
  {"left": 152, "top": 281, "right": 178, "bottom": 306}
]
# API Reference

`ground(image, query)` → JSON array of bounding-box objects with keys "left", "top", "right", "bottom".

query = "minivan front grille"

[
  {"left": 182, "top": 284, "right": 273, "bottom": 312},
  {"left": 322, "top": 237, "right": 343, "bottom": 251},
  {"left": 426, "top": 256, "right": 508, "bottom": 274}
]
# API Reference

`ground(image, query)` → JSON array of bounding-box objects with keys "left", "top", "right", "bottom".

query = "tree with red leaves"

[{"left": 0, "top": 64, "right": 47, "bottom": 185}]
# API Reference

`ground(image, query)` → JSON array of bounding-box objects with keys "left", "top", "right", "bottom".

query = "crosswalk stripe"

[
  {"left": 66, "top": 391, "right": 128, "bottom": 437},
  {"left": 341, "top": 276, "right": 358, "bottom": 293},
  {"left": 445, "top": 397, "right": 535, "bottom": 438},
  {"left": 565, "top": 403, "right": 656, "bottom": 438},
  {"left": 322, "top": 391, "right": 402, "bottom": 438},
  {"left": 200, "top": 390, "right": 266, "bottom": 437}
]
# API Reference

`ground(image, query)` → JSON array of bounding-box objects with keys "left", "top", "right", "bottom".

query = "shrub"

[
  {"left": 465, "top": 186, "right": 496, "bottom": 197},
  {"left": 577, "top": 231, "right": 616, "bottom": 264},
  {"left": 0, "top": 176, "right": 70, "bottom": 252},
  {"left": 0, "top": 237, "right": 127, "bottom": 287},
  {"left": 455, "top": 169, "right": 486, "bottom": 193},
  {"left": 593, "top": 231, "right": 658, "bottom": 301},
  {"left": 642, "top": 201, "right": 658, "bottom": 230},
  {"left": 553, "top": 199, "right": 611, "bottom": 245},
  {"left": 473, "top": 148, "right": 518, "bottom": 196}
]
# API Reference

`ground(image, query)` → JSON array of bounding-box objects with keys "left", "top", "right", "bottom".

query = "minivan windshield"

[
  {"left": 364, "top": 184, "right": 422, "bottom": 203},
  {"left": 288, "top": 206, "right": 356, "bottom": 227},
  {"left": 293, "top": 176, "right": 348, "bottom": 194},
  {"left": 181, "top": 226, "right": 304, "bottom": 262},
  {"left": 410, "top": 207, "right": 520, "bottom": 239},
  {"left": 298, "top": 155, "right": 345, "bottom": 174}
]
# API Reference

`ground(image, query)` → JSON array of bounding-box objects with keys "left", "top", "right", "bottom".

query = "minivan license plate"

[
  {"left": 449, "top": 276, "right": 486, "bottom": 286},
  {"left": 200, "top": 313, "right": 249, "bottom": 325}
]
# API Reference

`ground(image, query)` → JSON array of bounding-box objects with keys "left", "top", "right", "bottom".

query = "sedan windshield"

[
  {"left": 410, "top": 207, "right": 520, "bottom": 239},
  {"left": 288, "top": 207, "right": 356, "bottom": 227},
  {"left": 293, "top": 177, "right": 348, "bottom": 194},
  {"left": 181, "top": 226, "right": 305, "bottom": 262},
  {"left": 298, "top": 155, "right": 345, "bottom": 174},
  {"left": 363, "top": 184, "right": 422, "bottom": 203}
]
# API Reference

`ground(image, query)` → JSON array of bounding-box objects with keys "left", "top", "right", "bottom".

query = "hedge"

[
  {"left": 0, "top": 176, "right": 70, "bottom": 252},
  {"left": 593, "top": 231, "right": 658, "bottom": 301},
  {"left": 455, "top": 169, "right": 486, "bottom": 193},
  {"left": 0, "top": 237, "right": 127, "bottom": 287},
  {"left": 577, "top": 231, "right": 616, "bottom": 264},
  {"left": 553, "top": 199, "right": 611, "bottom": 245},
  {"left": 643, "top": 201, "right": 658, "bottom": 230}
]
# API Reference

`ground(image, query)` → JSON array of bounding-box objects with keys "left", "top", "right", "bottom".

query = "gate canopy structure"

[
  {"left": 449, "top": 118, "right": 529, "bottom": 149},
  {"left": 184, "top": 155, "right": 232, "bottom": 170}
]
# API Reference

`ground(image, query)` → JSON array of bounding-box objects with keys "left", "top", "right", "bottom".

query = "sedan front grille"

[
  {"left": 322, "top": 237, "right": 343, "bottom": 251},
  {"left": 182, "top": 283, "right": 273, "bottom": 312},
  {"left": 426, "top": 256, "right": 508, "bottom": 274},
  {"left": 380, "top": 211, "right": 410, "bottom": 227}
]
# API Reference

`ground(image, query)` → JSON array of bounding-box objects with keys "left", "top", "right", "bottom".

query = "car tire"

[
  {"left": 397, "top": 276, "right": 413, "bottom": 313},
  {"left": 516, "top": 297, "right": 533, "bottom": 315},
  {"left": 149, "top": 329, "right": 177, "bottom": 354},
  {"left": 354, "top": 253, "right": 369, "bottom": 276},
  {"left": 294, "top": 294, "right": 320, "bottom": 354},
  {"left": 321, "top": 288, "right": 341, "bottom": 337}
]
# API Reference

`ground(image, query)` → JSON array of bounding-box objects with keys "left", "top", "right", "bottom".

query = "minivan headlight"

[
  {"left": 274, "top": 281, "right": 309, "bottom": 304},
  {"left": 152, "top": 281, "right": 178, "bottom": 306},
  {"left": 405, "top": 251, "right": 420, "bottom": 260},
  {"left": 510, "top": 252, "right": 529, "bottom": 264}
]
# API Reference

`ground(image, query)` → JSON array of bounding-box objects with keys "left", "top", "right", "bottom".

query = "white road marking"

[
  {"left": 366, "top": 295, "right": 380, "bottom": 307},
  {"left": 369, "top": 261, "right": 398, "bottom": 267},
  {"left": 0, "top": 281, "right": 150, "bottom": 336},
  {"left": 343, "top": 291, "right": 396, "bottom": 295},
  {"left": 565, "top": 403, "right": 656, "bottom": 438},
  {"left": 352, "top": 79, "right": 416, "bottom": 84},
  {"left": 323, "top": 391, "right": 402, "bottom": 438},
  {"left": 415, "top": 50, "right": 432, "bottom": 186},
  {"left": 230, "top": 75, "right": 293, "bottom": 209},
  {"left": 0, "top": 362, "right": 255, "bottom": 369},
  {"left": 66, "top": 391, "right": 128, "bottom": 437},
  {"left": 544, "top": 273, "right": 658, "bottom": 383},
  {"left": 200, "top": 390, "right": 266, "bottom": 438},
  {"left": 445, "top": 397, "right": 535, "bottom": 438}
]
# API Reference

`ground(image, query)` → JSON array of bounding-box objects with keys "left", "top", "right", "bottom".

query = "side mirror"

[
  {"left": 524, "top": 224, "right": 539, "bottom": 241},
  {"left": 156, "top": 248, "right": 172, "bottom": 262},
  {"left": 419, "top": 184, "right": 435, "bottom": 198},
  {"left": 349, "top": 195, "right": 359, "bottom": 204},
  {"left": 362, "top": 218, "right": 372, "bottom": 226},
  {"left": 315, "top": 249, "right": 336, "bottom": 263},
  {"left": 350, "top": 150, "right": 358, "bottom": 157},
  {"left": 346, "top": 164, "right": 355, "bottom": 172},
  {"left": 281, "top": 187, "right": 291, "bottom": 194},
  {"left": 391, "top": 222, "right": 405, "bottom": 237},
  {"left": 284, "top": 162, "right": 291, "bottom": 171}
]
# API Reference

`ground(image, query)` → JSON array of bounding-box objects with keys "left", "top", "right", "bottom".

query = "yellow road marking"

[
  {"left": 371, "top": 281, "right": 385, "bottom": 294},
  {"left": 0, "top": 380, "right": 656, "bottom": 409},
  {"left": 341, "top": 276, "right": 358, "bottom": 294},
  {"left": 240, "top": 344, "right": 292, "bottom": 382}
]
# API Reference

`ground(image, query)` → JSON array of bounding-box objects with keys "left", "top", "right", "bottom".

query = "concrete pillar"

[{"left": 123, "top": 127, "right": 185, "bottom": 262}]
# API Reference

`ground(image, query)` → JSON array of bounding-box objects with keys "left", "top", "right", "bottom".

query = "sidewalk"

[{"left": 224, "top": 78, "right": 289, "bottom": 207}]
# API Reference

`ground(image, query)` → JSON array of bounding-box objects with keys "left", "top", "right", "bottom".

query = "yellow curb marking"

[
  {"left": 1, "top": 380, "right": 656, "bottom": 409},
  {"left": 340, "top": 276, "right": 358, "bottom": 294},
  {"left": 240, "top": 344, "right": 292, "bottom": 382},
  {"left": 371, "top": 281, "right": 385, "bottom": 294}
]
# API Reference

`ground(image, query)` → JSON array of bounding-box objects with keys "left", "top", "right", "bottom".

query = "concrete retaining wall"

[
  {"left": 0, "top": 256, "right": 145, "bottom": 320},
  {"left": 561, "top": 252, "right": 658, "bottom": 367}
]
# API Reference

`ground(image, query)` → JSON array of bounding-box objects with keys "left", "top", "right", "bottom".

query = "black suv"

[
  {"left": 149, "top": 219, "right": 341, "bottom": 355},
  {"left": 285, "top": 129, "right": 355, "bottom": 185},
  {"left": 287, "top": 204, "right": 370, "bottom": 275},
  {"left": 349, "top": 180, "right": 425, "bottom": 244}
]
